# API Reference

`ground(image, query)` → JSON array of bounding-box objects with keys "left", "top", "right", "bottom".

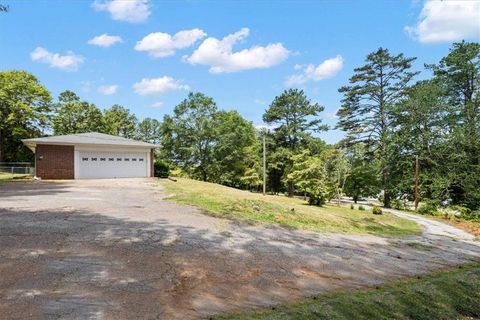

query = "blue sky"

[{"left": 1, "top": 0, "right": 478, "bottom": 143}]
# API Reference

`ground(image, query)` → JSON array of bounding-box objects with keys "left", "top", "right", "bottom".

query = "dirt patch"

[
  {"left": 445, "top": 219, "right": 480, "bottom": 238},
  {"left": 1, "top": 179, "right": 479, "bottom": 319}
]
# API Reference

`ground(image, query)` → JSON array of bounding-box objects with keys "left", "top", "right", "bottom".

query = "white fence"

[{"left": 0, "top": 162, "right": 35, "bottom": 176}]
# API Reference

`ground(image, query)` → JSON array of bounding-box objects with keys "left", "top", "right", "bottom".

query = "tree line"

[{"left": 0, "top": 41, "right": 478, "bottom": 211}]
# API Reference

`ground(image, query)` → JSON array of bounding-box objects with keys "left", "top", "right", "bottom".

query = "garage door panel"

[{"left": 78, "top": 151, "right": 148, "bottom": 179}]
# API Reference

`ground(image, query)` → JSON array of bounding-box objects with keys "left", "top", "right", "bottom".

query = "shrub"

[
  {"left": 391, "top": 199, "right": 405, "bottom": 210},
  {"left": 350, "top": 204, "right": 354, "bottom": 210},
  {"left": 372, "top": 206, "right": 383, "bottom": 215},
  {"left": 154, "top": 160, "right": 170, "bottom": 178},
  {"left": 417, "top": 200, "right": 438, "bottom": 215},
  {"left": 461, "top": 210, "right": 480, "bottom": 222},
  {"left": 308, "top": 184, "right": 328, "bottom": 206},
  {"left": 358, "top": 205, "right": 365, "bottom": 211}
]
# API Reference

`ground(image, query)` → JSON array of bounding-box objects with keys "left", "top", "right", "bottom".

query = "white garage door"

[{"left": 77, "top": 151, "right": 148, "bottom": 179}]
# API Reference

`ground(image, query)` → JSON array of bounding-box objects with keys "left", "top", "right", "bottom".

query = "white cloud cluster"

[
  {"left": 88, "top": 33, "right": 123, "bottom": 47},
  {"left": 285, "top": 55, "right": 343, "bottom": 86},
  {"left": 98, "top": 84, "right": 118, "bottom": 95},
  {"left": 30, "top": 47, "right": 84, "bottom": 71},
  {"left": 150, "top": 102, "right": 164, "bottom": 108},
  {"left": 405, "top": 0, "right": 480, "bottom": 43},
  {"left": 185, "top": 28, "right": 290, "bottom": 73},
  {"left": 133, "top": 76, "right": 189, "bottom": 95},
  {"left": 135, "top": 29, "right": 207, "bottom": 58},
  {"left": 93, "top": 0, "right": 150, "bottom": 23}
]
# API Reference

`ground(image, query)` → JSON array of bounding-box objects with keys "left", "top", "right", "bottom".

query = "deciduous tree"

[{"left": 0, "top": 70, "right": 51, "bottom": 162}]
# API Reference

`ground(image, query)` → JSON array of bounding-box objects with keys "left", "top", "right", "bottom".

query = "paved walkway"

[{"left": 1, "top": 179, "right": 479, "bottom": 319}]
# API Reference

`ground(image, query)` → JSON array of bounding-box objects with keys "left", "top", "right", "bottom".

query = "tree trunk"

[{"left": 288, "top": 181, "right": 294, "bottom": 197}]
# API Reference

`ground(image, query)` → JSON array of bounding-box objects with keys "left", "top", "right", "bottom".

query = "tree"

[
  {"left": 429, "top": 41, "right": 480, "bottom": 209},
  {"left": 52, "top": 91, "right": 105, "bottom": 135},
  {"left": 263, "top": 89, "right": 328, "bottom": 196},
  {"left": 0, "top": 70, "right": 51, "bottom": 162},
  {"left": 324, "top": 148, "right": 350, "bottom": 206},
  {"left": 213, "top": 110, "right": 257, "bottom": 187},
  {"left": 137, "top": 117, "right": 161, "bottom": 144},
  {"left": 389, "top": 80, "right": 450, "bottom": 203},
  {"left": 336, "top": 48, "right": 418, "bottom": 207},
  {"left": 287, "top": 149, "right": 327, "bottom": 202},
  {"left": 240, "top": 130, "right": 263, "bottom": 191},
  {"left": 160, "top": 92, "right": 218, "bottom": 181},
  {"left": 104, "top": 105, "right": 138, "bottom": 138},
  {"left": 264, "top": 89, "right": 328, "bottom": 151},
  {"left": 343, "top": 144, "right": 380, "bottom": 203}
]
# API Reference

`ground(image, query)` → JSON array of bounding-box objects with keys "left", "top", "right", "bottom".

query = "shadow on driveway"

[{"left": 1, "top": 205, "right": 480, "bottom": 320}]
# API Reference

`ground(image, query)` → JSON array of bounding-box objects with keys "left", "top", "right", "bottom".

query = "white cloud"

[
  {"left": 285, "top": 55, "right": 343, "bottom": 86},
  {"left": 135, "top": 29, "right": 206, "bottom": 58},
  {"left": 133, "top": 76, "right": 189, "bottom": 96},
  {"left": 405, "top": 0, "right": 480, "bottom": 43},
  {"left": 30, "top": 47, "right": 84, "bottom": 71},
  {"left": 98, "top": 85, "right": 118, "bottom": 95},
  {"left": 93, "top": 0, "right": 150, "bottom": 23},
  {"left": 185, "top": 27, "right": 290, "bottom": 73},
  {"left": 150, "top": 102, "right": 164, "bottom": 108},
  {"left": 88, "top": 33, "right": 123, "bottom": 47}
]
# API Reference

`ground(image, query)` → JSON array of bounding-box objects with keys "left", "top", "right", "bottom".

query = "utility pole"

[
  {"left": 414, "top": 155, "right": 420, "bottom": 211},
  {"left": 263, "top": 133, "right": 266, "bottom": 196}
]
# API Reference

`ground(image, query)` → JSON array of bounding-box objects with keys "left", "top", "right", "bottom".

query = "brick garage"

[
  {"left": 36, "top": 144, "right": 74, "bottom": 179},
  {"left": 23, "top": 132, "right": 159, "bottom": 180}
]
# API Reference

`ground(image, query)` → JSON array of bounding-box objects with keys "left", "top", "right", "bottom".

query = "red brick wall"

[{"left": 36, "top": 144, "right": 74, "bottom": 179}]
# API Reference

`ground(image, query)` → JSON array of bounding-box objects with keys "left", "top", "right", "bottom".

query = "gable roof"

[{"left": 22, "top": 132, "right": 159, "bottom": 150}]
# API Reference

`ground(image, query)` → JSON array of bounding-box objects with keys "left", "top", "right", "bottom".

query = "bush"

[
  {"left": 391, "top": 198, "right": 405, "bottom": 210},
  {"left": 308, "top": 184, "right": 328, "bottom": 206},
  {"left": 417, "top": 200, "right": 438, "bottom": 215},
  {"left": 154, "top": 160, "right": 170, "bottom": 178},
  {"left": 461, "top": 210, "right": 480, "bottom": 222},
  {"left": 350, "top": 204, "right": 354, "bottom": 210},
  {"left": 358, "top": 205, "right": 365, "bottom": 211},
  {"left": 372, "top": 206, "right": 383, "bottom": 215}
]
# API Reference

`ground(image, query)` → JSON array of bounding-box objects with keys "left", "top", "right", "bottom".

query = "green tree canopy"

[
  {"left": 336, "top": 48, "right": 418, "bottom": 207},
  {"left": 160, "top": 92, "right": 219, "bottom": 181},
  {"left": 104, "top": 104, "right": 138, "bottom": 138},
  {"left": 213, "top": 110, "right": 257, "bottom": 187},
  {"left": 136, "top": 117, "right": 161, "bottom": 144},
  {"left": 263, "top": 88, "right": 327, "bottom": 151},
  {"left": 0, "top": 70, "right": 52, "bottom": 162},
  {"left": 287, "top": 149, "right": 327, "bottom": 201},
  {"left": 52, "top": 90, "right": 105, "bottom": 135},
  {"left": 429, "top": 41, "right": 480, "bottom": 209},
  {"left": 263, "top": 89, "right": 327, "bottom": 196}
]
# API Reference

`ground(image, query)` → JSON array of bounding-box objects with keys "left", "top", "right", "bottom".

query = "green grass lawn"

[
  {"left": 158, "top": 178, "right": 421, "bottom": 236},
  {"left": 216, "top": 264, "right": 480, "bottom": 320}
]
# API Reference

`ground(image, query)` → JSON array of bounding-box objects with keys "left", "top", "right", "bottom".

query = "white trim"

[{"left": 74, "top": 145, "right": 151, "bottom": 153}]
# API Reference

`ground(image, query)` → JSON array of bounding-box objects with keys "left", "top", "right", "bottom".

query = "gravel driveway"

[{"left": 1, "top": 179, "right": 479, "bottom": 319}]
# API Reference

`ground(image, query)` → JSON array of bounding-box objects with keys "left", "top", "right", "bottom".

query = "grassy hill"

[
  {"left": 158, "top": 178, "right": 420, "bottom": 236},
  {"left": 217, "top": 264, "right": 480, "bottom": 320}
]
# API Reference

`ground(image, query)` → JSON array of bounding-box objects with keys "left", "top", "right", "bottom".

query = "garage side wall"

[
  {"left": 36, "top": 144, "right": 74, "bottom": 179},
  {"left": 150, "top": 149, "right": 154, "bottom": 177}
]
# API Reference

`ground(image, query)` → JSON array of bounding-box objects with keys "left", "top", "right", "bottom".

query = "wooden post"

[
  {"left": 263, "top": 134, "right": 266, "bottom": 196},
  {"left": 414, "top": 155, "right": 419, "bottom": 211}
]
